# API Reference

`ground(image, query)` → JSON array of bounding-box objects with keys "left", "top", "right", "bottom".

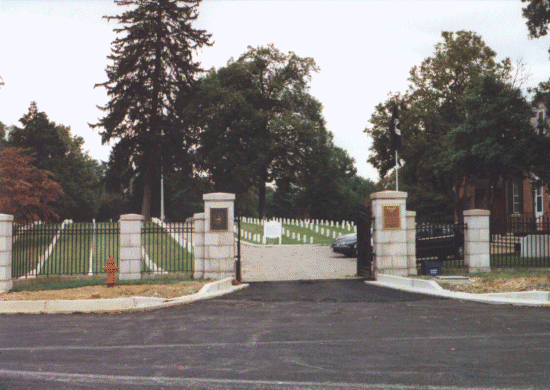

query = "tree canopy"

[
  {"left": 0, "top": 147, "right": 63, "bottom": 223},
  {"left": 522, "top": 0, "right": 550, "bottom": 39},
  {"left": 7, "top": 102, "right": 101, "bottom": 221},
  {"left": 365, "top": 31, "right": 546, "bottom": 219},
  {"left": 188, "top": 44, "right": 323, "bottom": 218},
  {"left": 92, "top": 0, "right": 212, "bottom": 220}
]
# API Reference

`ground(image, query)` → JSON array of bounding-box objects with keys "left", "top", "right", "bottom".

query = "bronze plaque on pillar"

[
  {"left": 210, "top": 208, "right": 228, "bottom": 231},
  {"left": 383, "top": 205, "right": 401, "bottom": 230}
]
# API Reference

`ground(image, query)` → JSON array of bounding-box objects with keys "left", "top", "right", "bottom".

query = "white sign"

[{"left": 263, "top": 220, "right": 282, "bottom": 245}]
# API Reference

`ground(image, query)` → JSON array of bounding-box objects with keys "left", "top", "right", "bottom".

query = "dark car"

[
  {"left": 331, "top": 222, "right": 464, "bottom": 260},
  {"left": 331, "top": 233, "right": 358, "bottom": 257},
  {"left": 416, "top": 222, "right": 464, "bottom": 261}
]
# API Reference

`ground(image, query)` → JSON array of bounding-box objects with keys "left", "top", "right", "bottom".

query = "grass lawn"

[
  {"left": 12, "top": 223, "right": 60, "bottom": 278},
  {"left": 13, "top": 221, "right": 193, "bottom": 278},
  {"left": 142, "top": 222, "right": 194, "bottom": 273},
  {"left": 10, "top": 276, "right": 203, "bottom": 292},
  {"left": 237, "top": 220, "right": 355, "bottom": 245}
]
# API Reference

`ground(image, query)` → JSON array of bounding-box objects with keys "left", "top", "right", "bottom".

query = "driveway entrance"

[{"left": 240, "top": 243, "right": 357, "bottom": 282}]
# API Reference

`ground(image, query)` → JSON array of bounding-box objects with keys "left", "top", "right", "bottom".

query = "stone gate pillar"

[
  {"left": 463, "top": 209, "right": 491, "bottom": 273},
  {"left": 193, "top": 193, "right": 235, "bottom": 280},
  {"left": 119, "top": 214, "right": 144, "bottom": 281},
  {"left": 0, "top": 214, "right": 13, "bottom": 292},
  {"left": 371, "top": 191, "right": 409, "bottom": 278}
]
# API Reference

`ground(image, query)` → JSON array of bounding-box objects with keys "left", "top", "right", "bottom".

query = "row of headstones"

[
  {"left": 235, "top": 228, "right": 346, "bottom": 244},
  {"left": 241, "top": 217, "right": 356, "bottom": 231}
]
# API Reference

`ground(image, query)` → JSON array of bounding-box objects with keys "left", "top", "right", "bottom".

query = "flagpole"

[{"left": 395, "top": 150, "right": 399, "bottom": 192}]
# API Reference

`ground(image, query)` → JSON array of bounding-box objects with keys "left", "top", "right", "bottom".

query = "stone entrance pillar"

[
  {"left": 463, "top": 209, "right": 491, "bottom": 273},
  {"left": 119, "top": 214, "right": 144, "bottom": 281},
  {"left": 370, "top": 191, "right": 409, "bottom": 278},
  {"left": 193, "top": 193, "right": 236, "bottom": 280},
  {"left": 0, "top": 214, "right": 13, "bottom": 292}
]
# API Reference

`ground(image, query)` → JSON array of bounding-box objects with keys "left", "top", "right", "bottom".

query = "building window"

[
  {"left": 536, "top": 185, "right": 543, "bottom": 213},
  {"left": 509, "top": 179, "right": 523, "bottom": 214},
  {"left": 513, "top": 182, "right": 521, "bottom": 213}
]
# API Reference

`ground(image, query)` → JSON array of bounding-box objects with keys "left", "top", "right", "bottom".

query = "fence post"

[
  {"left": 119, "top": 214, "right": 144, "bottom": 280},
  {"left": 406, "top": 211, "right": 417, "bottom": 276},
  {"left": 463, "top": 209, "right": 491, "bottom": 273},
  {"left": 0, "top": 214, "right": 13, "bottom": 292},
  {"left": 192, "top": 212, "right": 206, "bottom": 279}
]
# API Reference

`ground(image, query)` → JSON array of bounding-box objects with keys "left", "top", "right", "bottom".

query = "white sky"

[{"left": 1, "top": 0, "right": 550, "bottom": 182}]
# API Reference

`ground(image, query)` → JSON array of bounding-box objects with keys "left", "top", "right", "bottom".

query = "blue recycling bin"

[{"left": 422, "top": 260, "right": 442, "bottom": 276}]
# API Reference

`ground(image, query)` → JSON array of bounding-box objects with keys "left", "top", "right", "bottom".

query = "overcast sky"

[{"left": 1, "top": 0, "right": 550, "bottom": 182}]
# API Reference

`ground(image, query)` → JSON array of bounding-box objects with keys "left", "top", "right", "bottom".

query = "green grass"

[
  {"left": 10, "top": 276, "right": 204, "bottom": 292},
  {"left": 490, "top": 253, "right": 550, "bottom": 268},
  {"left": 12, "top": 223, "right": 60, "bottom": 278},
  {"left": 13, "top": 221, "right": 195, "bottom": 277},
  {"left": 46, "top": 223, "right": 91, "bottom": 275},
  {"left": 142, "top": 222, "right": 194, "bottom": 273},
  {"left": 237, "top": 220, "right": 355, "bottom": 245}
]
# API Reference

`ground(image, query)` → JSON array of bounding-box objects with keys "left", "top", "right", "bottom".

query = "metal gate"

[{"left": 357, "top": 205, "right": 373, "bottom": 280}]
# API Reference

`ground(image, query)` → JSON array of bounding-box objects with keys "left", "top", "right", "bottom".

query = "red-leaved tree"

[{"left": 0, "top": 147, "right": 63, "bottom": 223}]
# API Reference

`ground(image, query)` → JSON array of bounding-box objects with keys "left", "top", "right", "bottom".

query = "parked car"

[
  {"left": 331, "top": 233, "right": 358, "bottom": 257},
  {"left": 416, "top": 222, "right": 464, "bottom": 261},
  {"left": 331, "top": 222, "right": 464, "bottom": 260}
]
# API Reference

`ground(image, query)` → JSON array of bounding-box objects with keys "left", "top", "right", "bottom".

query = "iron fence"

[
  {"left": 141, "top": 219, "right": 194, "bottom": 275},
  {"left": 415, "top": 221, "right": 466, "bottom": 269},
  {"left": 12, "top": 221, "right": 119, "bottom": 278},
  {"left": 491, "top": 213, "right": 550, "bottom": 268}
]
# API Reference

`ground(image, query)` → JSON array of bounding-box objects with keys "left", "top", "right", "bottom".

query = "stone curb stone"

[
  {"left": 367, "top": 274, "right": 550, "bottom": 307},
  {"left": 0, "top": 277, "right": 248, "bottom": 314}
]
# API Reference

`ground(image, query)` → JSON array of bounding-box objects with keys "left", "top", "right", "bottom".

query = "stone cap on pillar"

[
  {"left": 464, "top": 209, "right": 490, "bottom": 217},
  {"left": 119, "top": 214, "right": 145, "bottom": 222},
  {"left": 370, "top": 191, "right": 408, "bottom": 200},
  {"left": 0, "top": 214, "right": 14, "bottom": 222},
  {"left": 203, "top": 193, "right": 236, "bottom": 202}
]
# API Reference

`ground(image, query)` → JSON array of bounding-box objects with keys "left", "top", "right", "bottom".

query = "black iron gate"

[
  {"left": 357, "top": 205, "right": 374, "bottom": 279},
  {"left": 235, "top": 214, "right": 242, "bottom": 282}
]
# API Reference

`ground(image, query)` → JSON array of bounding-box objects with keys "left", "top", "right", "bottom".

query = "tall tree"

[
  {"left": 8, "top": 102, "right": 101, "bottom": 221},
  {"left": 365, "top": 31, "right": 534, "bottom": 219},
  {"left": 92, "top": 0, "right": 212, "bottom": 220},
  {"left": 189, "top": 44, "right": 320, "bottom": 218},
  {"left": 522, "top": 0, "right": 550, "bottom": 39},
  {"left": 0, "top": 147, "right": 63, "bottom": 223}
]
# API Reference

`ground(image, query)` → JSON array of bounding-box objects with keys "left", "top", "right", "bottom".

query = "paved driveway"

[
  {"left": 240, "top": 243, "right": 357, "bottom": 282},
  {"left": 1, "top": 280, "right": 549, "bottom": 389}
]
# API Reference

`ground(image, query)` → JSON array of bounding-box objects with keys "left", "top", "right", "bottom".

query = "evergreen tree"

[{"left": 91, "top": 0, "right": 212, "bottom": 220}]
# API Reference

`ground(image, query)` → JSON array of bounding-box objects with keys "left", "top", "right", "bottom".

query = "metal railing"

[
  {"left": 491, "top": 214, "right": 550, "bottom": 268},
  {"left": 12, "top": 221, "right": 119, "bottom": 278},
  {"left": 141, "top": 219, "right": 194, "bottom": 275},
  {"left": 415, "top": 221, "right": 466, "bottom": 269}
]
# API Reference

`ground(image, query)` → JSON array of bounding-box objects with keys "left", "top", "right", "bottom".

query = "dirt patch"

[
  {"left": 0, "top": 280, "right": 208, "bottom": 301},
  {"left": 437, "top": 276, "right": 550, "bottom": 294}
]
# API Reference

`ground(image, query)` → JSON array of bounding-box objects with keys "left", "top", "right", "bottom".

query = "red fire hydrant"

[{"left": 103, "top": 257, "right": 119, "bottom": 287}]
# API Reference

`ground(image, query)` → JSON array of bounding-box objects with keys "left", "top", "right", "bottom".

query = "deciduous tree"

[
  {"left": 365, "top": 31, "right": 538, "bottom": 219},
  {"left": 189, "top": 44, "right": 321, "bottom": 218},
  {"left": 8, "top": 102, "right": 101, "bottom": 221},
  {"left": 0, "top": 147, "right": 63, "bottom": 223}
]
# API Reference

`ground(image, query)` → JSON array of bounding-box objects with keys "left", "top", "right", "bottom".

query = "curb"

[
  {"left": 0, "top": 278, "right": 249, "bottom": 314},
  {"left": 367, "top": 274, "right": 550, "bottom": 307}
]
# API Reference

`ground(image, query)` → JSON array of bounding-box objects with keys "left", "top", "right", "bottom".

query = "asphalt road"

[{"left": 1, "top": 279, "right": 549, "bottom": 390}]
